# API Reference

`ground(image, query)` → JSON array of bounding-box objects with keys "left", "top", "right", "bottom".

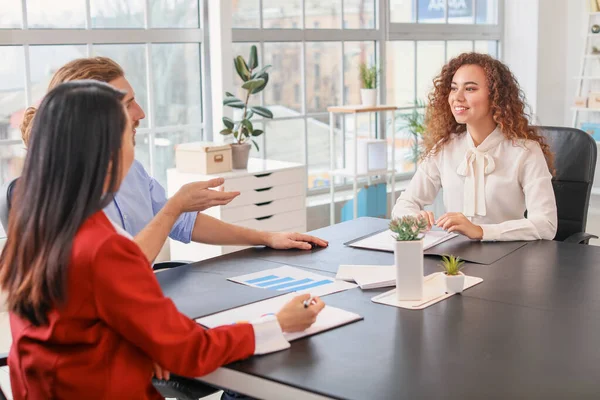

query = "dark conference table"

[{"left": 157, "top": 217, "right": 600, "bottom": 400}]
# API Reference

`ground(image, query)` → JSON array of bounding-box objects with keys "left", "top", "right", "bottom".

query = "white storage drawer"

[
  {"left": 227, "top": 182, "right": 304, "bottom": 208},
  {"left": 223, "top": 168, "right": 304, "bottom": 192},
  {"left": 221, "top": 196, "right": 305, "bottom": 223},
  {"left": 235, "top": 209, "right": 306, "bottom": 232},
  {"left": 167, "top": 158, "right": 307, "bottom": 262}
]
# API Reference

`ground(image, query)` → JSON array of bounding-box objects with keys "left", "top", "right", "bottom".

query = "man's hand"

[
  {"left": 436, "top": 212, "right": 483, "bottom": 240},
  {"left": 169, "top": 178, "right": 240, "bottom": 215},
  {"left": 153, "top": 363, "right": 170, "bottom": 381},
  {"left": 265, "top": 232, "right": 329, "bottom": 250}
]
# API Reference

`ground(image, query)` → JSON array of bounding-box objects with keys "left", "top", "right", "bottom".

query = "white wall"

[
  {"left": 503, "top": 0, "right": 540, "bottom": 119},
  {"left": 565, "top": 0, "right": 587, "bottom": 126},
  {"left": 503, "top": 0, "right": 586, "bottom": 127}
]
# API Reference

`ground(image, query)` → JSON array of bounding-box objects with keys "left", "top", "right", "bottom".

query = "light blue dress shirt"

[{"left": 103, "top": 160, "right": 197, "bottom": 243}]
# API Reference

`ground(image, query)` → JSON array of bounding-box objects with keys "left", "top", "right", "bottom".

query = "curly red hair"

[{"left": 422, "top": 52, "right": 553, "bottom": 172}]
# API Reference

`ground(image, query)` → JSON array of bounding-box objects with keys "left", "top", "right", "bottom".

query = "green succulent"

[
  {"left": 389, "top": 216, "right": 427, "bottom": 241},
  {"left": 439, "top": 255, "right": 465, "bottom": 276},
  {"left": 220, "top": 45, "right": 273, "bottom": 151}
]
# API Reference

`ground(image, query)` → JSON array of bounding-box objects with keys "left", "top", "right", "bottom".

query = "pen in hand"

[{"left": 303, "top": 296, "right": 315, "bottom": 308}]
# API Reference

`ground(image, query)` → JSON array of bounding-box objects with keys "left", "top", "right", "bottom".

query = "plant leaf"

[
  {"left": 234, "top": 56, "right": 251, "bottom": 82},
  {"left": 251, "top": 139, "right": 260, "bottom": 152},
  {"left": 245, "top": 110, "right": 254, "bottom": 120},
  {"left": 252, "top": 65, "right": 272, "bottom": 78},
  {"left": 219, "top": 128, "right": 232, "bottom": 136},
  {"left": 223, "top": 97, "right": 243, "bottom": 106},
  {"left": 250, "top": 106, "right": 274, "bottom": 119},
  {"left": 225, "top": 92, "right": 235, "bottom": 97},
  {"left": 241, "top": 119, "right": 253, "bottom": 133},
  {"left": 248, "top": 45, "right": 258, "bottom": 70},
  {"left": 251, "top": 129, "right": 264, "bottom": 137},
  {"left": 251, "top": 73, "right": 269, "bottom": 94},
  {"left": 241, "top": 78, "right": 265, "bottom": 91},
  {"left": 222, "top": 117, "right": 234, "bottom": 130},
  {"left": 226, "top": 101, "right": 246, "bottom": 110}
]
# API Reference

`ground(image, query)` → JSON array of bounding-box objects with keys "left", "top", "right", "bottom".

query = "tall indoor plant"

[
  {"left": 220, "top": 45, "right": 274, "bottom": 169},
  {"left": 398, "top": 100, "right": 426, "bottom": 166},
  {"left": 359, "top": 62, "right": 379, "bottom": 107},
  {"left": 389, "top": 216, "right": 427, "bottom": 300}
]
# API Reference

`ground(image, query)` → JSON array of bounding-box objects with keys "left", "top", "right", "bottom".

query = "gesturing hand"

[
  {"left": 436, "top": 212, "right": 483, "bottom": 240},
  {"left": 171, "top": 178, "right": 240, "bottom": 214}
]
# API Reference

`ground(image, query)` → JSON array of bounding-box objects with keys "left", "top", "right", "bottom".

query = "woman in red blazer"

[{"left": 0, "top": 80, "right": 324, "bottom": 400}]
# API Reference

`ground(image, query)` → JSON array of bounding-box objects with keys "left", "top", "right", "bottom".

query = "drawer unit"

[{"left": 167, "top": 158, "right": 307, "bottom": 262}]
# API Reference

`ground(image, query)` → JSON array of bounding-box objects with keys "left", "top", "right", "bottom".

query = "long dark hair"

[{"left": 0, "top": 80, "right": 128, "bottom": 326}]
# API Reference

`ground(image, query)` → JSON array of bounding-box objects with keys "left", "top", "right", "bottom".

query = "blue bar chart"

[{"left": 230, "top": 265, "right": 357, "bottom": 297}]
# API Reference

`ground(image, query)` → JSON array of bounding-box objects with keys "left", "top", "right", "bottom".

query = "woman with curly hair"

[{"left": 392, "top": 52, "right": 557, "bottom": 241}]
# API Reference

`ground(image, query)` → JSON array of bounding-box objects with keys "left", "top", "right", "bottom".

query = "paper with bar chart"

[{"left": 229, "top": 265, "right": 357, "bottom": 297}]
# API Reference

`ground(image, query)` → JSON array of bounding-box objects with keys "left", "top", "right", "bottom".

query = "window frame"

[{"left": 0, "top": 0, "right": 207, "bottom": 179}]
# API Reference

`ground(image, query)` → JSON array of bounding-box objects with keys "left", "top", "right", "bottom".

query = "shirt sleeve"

[
  {"left": 392, "top": 155, "right": 442, "bottom": 218},
  {"left": 148, "top": 176, "right": 198, "bottom": 243},
  {"left": 92, "top": 235, "right": 289, "bottom": 377},
  {"left": 480, "top": 142, "right": 557, "bottom": 241}
]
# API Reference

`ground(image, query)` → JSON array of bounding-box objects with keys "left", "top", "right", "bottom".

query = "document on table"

[
  {"left": 346, "top": 228, "right": 457, "bottom": 252},
  {"left": 196, "top": 292, "right": 363, "bottom": 341},
  {"left": 229, "top": 265, "right": 357, "bottom": 297},
  {"left": 336, "top": 264, "right": 396, "bottom": 289}
]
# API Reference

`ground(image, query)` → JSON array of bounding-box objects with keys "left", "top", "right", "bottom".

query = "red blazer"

[{"left": 9, "top": 211, "right": 255, "bottom": 399}]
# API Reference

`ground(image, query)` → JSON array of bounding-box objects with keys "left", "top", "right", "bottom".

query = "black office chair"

[
  {"left": 538, "top": 126, "right": 598, "bottom": 244},
  {"left": 0, "top": 179, "right": 217, "bottom": 400}
]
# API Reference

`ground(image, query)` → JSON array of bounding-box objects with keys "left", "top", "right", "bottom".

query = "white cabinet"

[{"left": 167, "top": 158, "right": 307, "bottom": 262}]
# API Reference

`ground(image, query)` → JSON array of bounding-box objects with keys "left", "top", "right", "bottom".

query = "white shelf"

[
  {"left": 329, "top": 168, "right": 396, "bottom": 178},
  {"left": 584, "top": 55, "right": 600, "bottom": 58},
  {"left": 573, "top": 76, "right": 600, "bottom": 79}
]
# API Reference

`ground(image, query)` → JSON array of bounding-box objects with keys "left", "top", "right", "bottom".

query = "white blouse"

[{"left": 392, "top": 127, "right": 557, "bottom": 241}]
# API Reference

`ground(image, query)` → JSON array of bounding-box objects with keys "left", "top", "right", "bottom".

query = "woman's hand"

[
  {"left": 276, "top": 294, "right": 325, "bottom": 333},
  {"left": 417, "top": 210, "right": 436, "bottom": 230},
  {"left": 153, "top": 363, "right": 170, "bottom": 380},
  {"left": 436, "top": 212, "right": 483, "bottom": 240}
]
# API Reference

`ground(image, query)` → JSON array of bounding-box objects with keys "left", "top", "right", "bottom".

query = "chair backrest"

[
  {"left": 0, "top": 178, "right": 17, "bottom": 234},
  {"left": 537, "top": 126, "right": 597, "bottom": 241}
]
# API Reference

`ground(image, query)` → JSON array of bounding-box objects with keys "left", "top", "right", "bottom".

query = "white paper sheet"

[
  {"left": 229, "top": 265, "right": 357, "bottom": 297},
  {"left": 196, "top": 293, "right": 363, "bottom": 341},
  {"left": 336, "top": 264, "right": 396, "bottom": 289}
]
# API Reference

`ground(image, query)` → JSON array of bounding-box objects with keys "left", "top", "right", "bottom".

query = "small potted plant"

[
  {"left": 220, "top": 45, "right": 274, "bottom": 169},
  {"left": 359, "top": 62, "right": 379, "bottom": 107},
  {"left": 389, "top": 216, "right": 428, "bottom": 301},
  {"left": 439, "top": 255, "right": 465, "bottom": 294}
]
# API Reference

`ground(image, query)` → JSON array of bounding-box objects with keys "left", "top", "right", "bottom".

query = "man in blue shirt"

[{"left": 22, "top": 57, "right": 328, "bottom": 265}]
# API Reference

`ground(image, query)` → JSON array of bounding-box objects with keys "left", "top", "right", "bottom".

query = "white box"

[
  {"left": 175, "top": 141, "right": 232, "bottom": 175},
  {"left": 345, "top": 138, "right": 388, "bottom": 174}
]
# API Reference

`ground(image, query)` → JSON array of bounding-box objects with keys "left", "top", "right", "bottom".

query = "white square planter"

[{"left": 394, "top": 240, "right": 424, "bottom": 301}]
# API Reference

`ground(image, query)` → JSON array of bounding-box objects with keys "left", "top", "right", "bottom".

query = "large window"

[
  {"left": 232, "top": 0, "right": 502, "bottom": 192},
  {"left": 0, "top": 0, "right": 205, "bottom": 187},
  {"left": 0, "top": 0, "right": 502, "bottom": 194}
]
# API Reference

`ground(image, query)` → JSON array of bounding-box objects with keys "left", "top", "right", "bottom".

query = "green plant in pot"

[
  {"left": 359, "top": 62, "right": 379, "bottom": 107},
  {"left": 389, "top": 216, "right": 428, "bottom": 301},
  {"left": 439, "top": 255, "right": 465, "bottom": 294},
  {"left": 397, "top": 100, "right": 426, "bottom": 166},
  {"left": 220, "top": 45, "right": 273, "bottom": 169}
]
